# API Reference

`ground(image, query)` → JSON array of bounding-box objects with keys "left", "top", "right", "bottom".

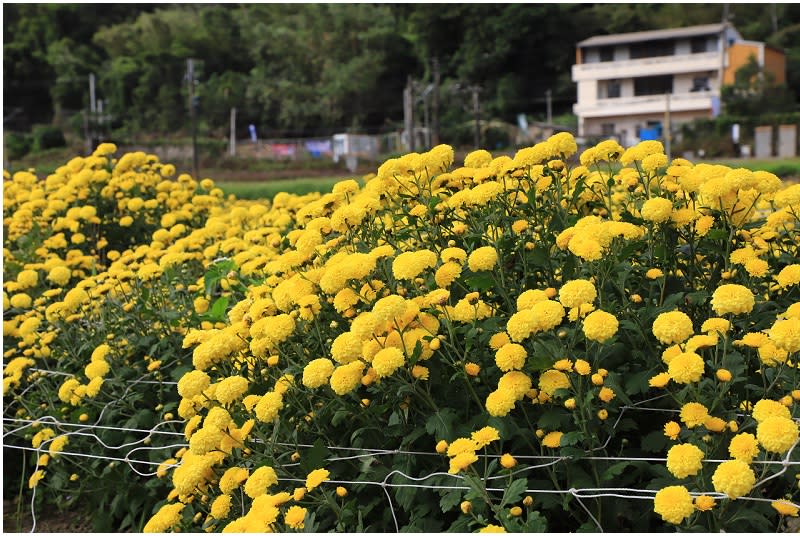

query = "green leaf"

[
  {"left": 203, "top": 258, "right": 237, "bottom": 295},
  {"left": 500, "top": 477, "right": 528, "bottom": 508},
  {"left": 439, "top": 489, "right": 462, "bottom": 513},
  {"left": 522, "top": 511, "right": 548, "bottom": 532},
  {"left": 207, "top": 296, "right": 229, "bottom": 321},
  {"left": 392, "top": 483, "right": 417, "bottom": 512},
  {"left": 705, "top": 228, "right": 728, "bottom": 240},
  {"left": 561, "top": 446, "right": 586, "bottom": 460},
  {"left": 527, "top": 246, "right": 551, "bottom": 268},
  {"left": 425, "top": 408, "right": 457, "bottom": 439},
  {"left": 603, "top": 375, "right": 632, "bottom": 405},
  {"left": 388, "top": 411, "right": 402, "bottom": 427},
  {"left": 641, "top": 430, "right": 667, "bottom": 452},
  {"left": 601, "top": 461, "right": 634, "bottom": 481},
  {"left": 685, "top": 290, "right": 709, "bottom": 306},
  {"left": 408, "top": 340, "right": 423, "bottom": 366},
  {"left": 537, "top": 410, "right": 570, "bottom": 430},
  {"left": 332, "top": 409, "right": 349, "bottom": 427},
  {"left": 464, "top": 272, "right": 495, "bottom": 291},
  {"left": 299, "top": 439, "right": 331, "bottom": 472},
  {"left": 623, "top": 370, "right": 652, "bottom": 396},
  {"left": 560, "top": 431, "right": 581, "bottom": 447}
]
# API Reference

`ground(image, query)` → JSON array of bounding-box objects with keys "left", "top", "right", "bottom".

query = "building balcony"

[
  {"left": 574, "top": 91, "right": 718, "bottom": 119},
  {"left": 572, "top": 52, "right": 722, "bottom": 82}
]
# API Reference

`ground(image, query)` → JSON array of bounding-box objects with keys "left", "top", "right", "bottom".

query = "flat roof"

[{"left": 578, "top": 23, "right": 728, "bottom": 48}]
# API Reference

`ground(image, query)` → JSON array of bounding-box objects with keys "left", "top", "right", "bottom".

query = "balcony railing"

[
  {"left": 574, "top": 91, "right": 717, "bottom": 118},
  {"left": 572, "top": 52, "right": 721, "bottom": 82}
]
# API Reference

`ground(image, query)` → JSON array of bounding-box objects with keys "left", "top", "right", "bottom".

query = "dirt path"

[{"left": 3, "top": 499, "right": 94, "bottom": 533}]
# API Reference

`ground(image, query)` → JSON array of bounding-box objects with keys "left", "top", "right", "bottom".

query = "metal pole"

[
  {"left": 665, "top": 92, "right": 671, "bottom": 161},
  {"left": 88, "top": 74, "right": 97, "bottom": 151},
  {"left": 230, "top": 107, "right": 237, "bottom": 157},
  {"left": 83, "top": 111, "right": 91, "bottom": 155},
  {"left": 423, "top": 94, "right": 430, "bottom": 149},
  {"left": 187, "top": 58, "right": 199, "bottom": 179},
  {"left": 472, "top": 86, "right": 481, "bottom": 149},
  {"left": 89, "top": 73, "right": 96, "bottom": 114},
  {"left": 404, "top": 76, "right": 415, "bottom": 152},
  {"left": 432, "top": 57, "right": 440, "bottom": 146},
  {"left": 546, "top": 89, "right": 552, "bottom": 125}
]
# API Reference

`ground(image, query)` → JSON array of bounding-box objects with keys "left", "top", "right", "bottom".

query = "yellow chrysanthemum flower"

[
  {"left": 711, "top": 284, "right": 755, "bottom": 315},
  {"left": 711, "top": 459, "right": 756, "bottom": 499},
  {"left": 653, "top": 485, "right": 694, "bottom": 524},
  {"left": 652, "top": 311, "right": 694, "bottom": 345},
  {"left": 666, "top": 443, "right": 704, "bottom": 478}
]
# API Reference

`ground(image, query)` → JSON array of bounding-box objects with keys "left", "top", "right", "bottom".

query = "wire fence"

[{"left": 4, "top": 368, "right": 799, "bottom": 533}]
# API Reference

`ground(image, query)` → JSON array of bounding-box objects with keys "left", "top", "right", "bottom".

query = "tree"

[{"left": 721, "top": 55, "right": 796, "bottom": 116}]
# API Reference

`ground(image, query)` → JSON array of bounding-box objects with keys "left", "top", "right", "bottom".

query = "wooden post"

[
  {"left": 432, "top": 57, "right": 440, "bottom": 146},
  {"left": 229, "top": 107, "right": 237, "bottom": 157},
  {"left": 187, "top": 59, "right": 199, "bottom": 178},
  {"left": 472, "top": 86, "right": 481, "bottom": 149},
  {"left": 404, "top": 76, "right": 415, "bottom": 152}
]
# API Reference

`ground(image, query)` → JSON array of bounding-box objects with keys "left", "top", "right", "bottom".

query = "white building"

[{"left": 571, "top": 23, "right": 784, "bottom": 146}]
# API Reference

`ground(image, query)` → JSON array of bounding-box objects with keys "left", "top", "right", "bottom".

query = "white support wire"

[
  {"left": 28, "top": 367, "right": 179, "bottom": 385},
  {"left": 3, "top": 416, "right": 186, "bottom": 438},
  {"left": 4, "top": 370, "right": 186, "bottom": 535},
  {"left": 5, "top": 444, "right": 183, "bottom": 472},
  {"left": 5, "top": 394, "right": 798, "bottom": 532}
]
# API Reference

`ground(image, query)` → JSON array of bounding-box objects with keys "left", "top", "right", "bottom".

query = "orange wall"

[
  {"left": 724, "top": 42, "right": 787, "bottom": 85},
  {"left": 724, "top": 43, "right": 760, "bottom": 85},
  {"left": 764, "top": 46, "right": 786, "bottom": 85}
]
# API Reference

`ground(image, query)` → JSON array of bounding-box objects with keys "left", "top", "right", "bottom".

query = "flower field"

[{"left": 3, "top": 136, "right": 800, "bottom": 532}]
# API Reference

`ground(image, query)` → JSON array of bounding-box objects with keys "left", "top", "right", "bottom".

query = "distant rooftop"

[{"left": 577, "top": 23, "right": 732, "bottom": 48}]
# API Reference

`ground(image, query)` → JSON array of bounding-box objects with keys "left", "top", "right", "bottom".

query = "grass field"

[
  {"left": 6, "top": 146, "right": 799, "bottom": 199},
  {"left": 703, "top": 156, "right": 800, "bottom": 178},
  {"left": 216, "top": 176, "right": 352, "bottom": 200},
  {"left": 214, "top": 156, "right": 800, "bottom": 199}
]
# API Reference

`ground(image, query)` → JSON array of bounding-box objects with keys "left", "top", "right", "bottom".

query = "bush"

[
  {"left": 678, "top": 113, "right": 800, "bottom": 158},
  {"left": 31, "top": 125, "right": 66, "bottom": 153},
  {"left": 4, "top": 132, "right": 33, "bottom": 161},
  {"left": 4, "top": 136, "right": 800, "bottom": 533},
  {"left": 484, "top": 125, "right": 511, "bottom": 150}
]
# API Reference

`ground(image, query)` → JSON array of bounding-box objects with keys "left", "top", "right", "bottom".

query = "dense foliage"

[
  {"left": 4, "top": 4, "right": 800, "bottom": 139},
  {"left": 4, "top": 136, "right": 799, "bottom": 531}
]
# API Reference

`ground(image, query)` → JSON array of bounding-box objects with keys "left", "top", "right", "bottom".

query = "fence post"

[{"left": 229, "top": 107, "right": 236, "bottom": 157}]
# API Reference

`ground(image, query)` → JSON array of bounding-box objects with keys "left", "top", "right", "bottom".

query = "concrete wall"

[
  {"left": 583, "top": 110, "right": 703, "bottom": 145},
  {"left": 778, "top": 124, "right": 797, "bottom": 157},
  {"left": 754, "top": 125, "right": 773, "bottom": 158}
]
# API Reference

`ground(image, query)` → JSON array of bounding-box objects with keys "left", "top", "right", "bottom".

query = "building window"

[
  {"left": 598, "top": 79, "right": 622, "bottom": 99},
  {"left": 691, "top": 76, "right": 710, "bottom": 92},
  {"left": 690, "top": 37, "right": 708, "bottom": 53},
  {"left": 607, "top": 79, "right": 621, "bottom": 98},
  {"left": 634, "top": 75, "right": 673, "bottom": 96},
  {"left": 601, "top": 123, "right": 615, "bottom": 137},
  {"left": 629, "top": 39, "right": 675, "bottom": 59},
  {"left": 599, "top": 46, "right": 614, "bottom": 62}
]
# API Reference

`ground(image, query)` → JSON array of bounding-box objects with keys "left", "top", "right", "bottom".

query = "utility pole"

[
  {"left": 432, "top": 57, "right": 440, "bottom": 146},
  {"left": 229, "top": 107, "right": 237, "bottom": 157},
  {"left": 664, "top": 92, "right": 672, "bottom": 161},
  {"left": 87, "top": 73, "right": 97, "bottom": 152},
  {"left": 719, "top": 7, "right": 729, "bottom": 116},
  {"left": 771, "top": 4, "right": 778, "bottom": 33},
  {"left": 423, "top": 92, "right": 430, "bottom": 149},
  {"left": 187, "top": 58, "right": 199, "bottom": 179},
  {"left": 471, "top": 85, "right": 481, "bottom": 149},
  {"left": 404, "top": 76, "right": 415, "bottom": 152},
  {"left": 546, "top": 89, "right": 553, "bottom": 125},
  {"left": 89, "top": 73, "right": 96, "bottom": 114}
]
